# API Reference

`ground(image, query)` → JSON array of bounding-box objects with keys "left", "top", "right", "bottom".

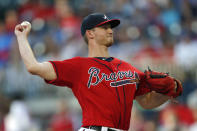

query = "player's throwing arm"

[{"left": 15, "top": 21, "right": 57, "bottom": 81}]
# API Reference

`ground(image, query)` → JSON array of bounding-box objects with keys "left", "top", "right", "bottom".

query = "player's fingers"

[
  {"left": 15, "top": 24, "right": 24, "bottom": 33},
  {"left": 20, "top": 24, "right": 28, "bottom": 30},
  {"left": 15, "top": 24, "right": 21, "bottom": 30},
  {"left": 170, "top": 97, "right": 178, "bottom": 104},
  {"left": 20, "top": 23, "right": 31, "bottom": 34},
  {"left": 174, "top": 81, "right": 177, "bottom": 91}
]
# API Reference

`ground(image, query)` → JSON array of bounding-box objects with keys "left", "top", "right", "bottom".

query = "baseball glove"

[{"left": 144, "top": 68, "right": 183, "bottom": 98}]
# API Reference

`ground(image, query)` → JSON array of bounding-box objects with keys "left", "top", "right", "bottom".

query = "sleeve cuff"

[{"left": 44, "top": 61, "right": 58, "bottom": 84}]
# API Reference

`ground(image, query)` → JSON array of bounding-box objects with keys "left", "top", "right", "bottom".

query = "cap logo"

[
  {"left": 103, "top": 15, "right": 108, "bottom": 20},
  {"left": 81, "top": 13, "right": 120, "bottom": 36}
]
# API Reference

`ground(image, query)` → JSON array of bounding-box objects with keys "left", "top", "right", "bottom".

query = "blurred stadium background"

[{"left": 0, "top": 0, "right": 197, "bottom": 131}]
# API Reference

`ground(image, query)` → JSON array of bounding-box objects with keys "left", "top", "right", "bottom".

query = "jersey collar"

[{"left": 94, "top": 57, "right": 114, "bottom": 62}]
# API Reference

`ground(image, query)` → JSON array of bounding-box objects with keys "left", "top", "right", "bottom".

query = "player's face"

[{"left": 92, "top": 24, "right": 114, "bottom": 47}]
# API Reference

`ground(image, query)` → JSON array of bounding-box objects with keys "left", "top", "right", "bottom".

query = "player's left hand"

[{"left": 143, "top": 68, "right": 183, "bottom": 98}]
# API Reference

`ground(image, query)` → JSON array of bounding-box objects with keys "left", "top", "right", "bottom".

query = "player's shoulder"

[
  {"left": 63, "top": 56, "right": 92, "bottom": 62},
  {"left": 71, "top": 56, "right": 92, "bottom": 60},
  {"left": 69, "top": 56, "right": 83, "bottom": 60},
  {"left": 114, "top": 57, "right": 142, "bottom": 70},
  {"left": 114, "top": 57, "right": 130, "bottom": 65}
]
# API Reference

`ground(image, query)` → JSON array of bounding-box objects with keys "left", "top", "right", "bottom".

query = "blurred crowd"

[{"left": 0, "top": 0, "right": 197, "bottom": 130}]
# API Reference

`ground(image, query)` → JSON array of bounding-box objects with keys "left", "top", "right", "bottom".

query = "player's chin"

[
  {"left": 106, "top": 39, "right": 113, "bottom": 47},
  {"left": 106, "top": 41, "right": 113, "bottom": 47}
]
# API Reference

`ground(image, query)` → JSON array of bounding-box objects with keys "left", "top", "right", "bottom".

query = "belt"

[{"left": 85, "top": 126, "right": 121, "bottom": 131}]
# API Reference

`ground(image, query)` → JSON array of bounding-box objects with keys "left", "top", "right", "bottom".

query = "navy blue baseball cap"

[{"left": 81, "top": 13, "right": 120, "bottom": 36}]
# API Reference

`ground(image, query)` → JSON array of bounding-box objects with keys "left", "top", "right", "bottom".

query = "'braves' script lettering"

[{"left": 87, "top": 67, "right": 139, "bottom": 88}]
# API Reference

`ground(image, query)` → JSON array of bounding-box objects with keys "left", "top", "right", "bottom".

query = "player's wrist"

[{"left": 17, "top": 35, "right": 28, "bottom": 41}]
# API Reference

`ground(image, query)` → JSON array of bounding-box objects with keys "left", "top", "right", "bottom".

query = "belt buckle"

[
  {"left": 88, "top": 126, "right": 119, "bottom": 131},
  {"left": 89, "top": 126, "right": 101, "bottom": 131},
  {"left": 101, "top": 127, "right": 108, "bottom": 131}
]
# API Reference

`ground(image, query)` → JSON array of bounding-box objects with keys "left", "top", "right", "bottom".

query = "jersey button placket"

[{"left": 109, "top": 62, "right": 122, "bottom": 128}]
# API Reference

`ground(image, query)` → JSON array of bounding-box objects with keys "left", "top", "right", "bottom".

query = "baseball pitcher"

[{"left": 15, "top": 13, "right": 182, "bottom": 131}]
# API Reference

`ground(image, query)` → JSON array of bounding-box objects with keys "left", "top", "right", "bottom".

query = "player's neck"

[{"left": 88, "top": 42, "right": 110, "bottom": 57}]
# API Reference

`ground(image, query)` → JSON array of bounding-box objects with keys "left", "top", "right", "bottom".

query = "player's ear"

[{"left": 86, "top": 30, "right": 94, "bottom": 39}]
